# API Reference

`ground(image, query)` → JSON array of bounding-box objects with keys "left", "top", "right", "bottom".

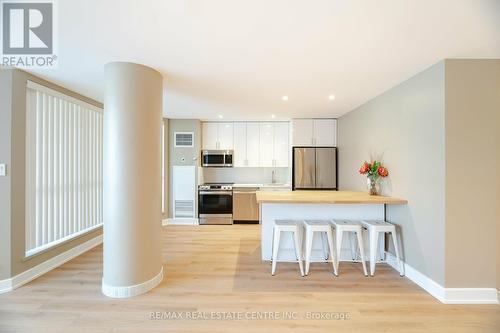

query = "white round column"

[{"left": 102, "top": 62, "right": 163, "bottom": 298}]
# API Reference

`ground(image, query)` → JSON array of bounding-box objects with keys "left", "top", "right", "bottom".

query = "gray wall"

[
  {"left": 0, "top": 68, "right": 103, "bottom": 280},
  {"left": 339, "top": 61, "right": 446, "bottom": 285},
  {"left": 0, "top": 70, "right": 13, "bottom": 280},
  {"left": 339, "top": 59, "right": 500, "bottom": 289},
  {"left": 168, "top": 119, "right": 201, "bottom": 218},
  {"left": 444, "top": 59, "right": 500, "bottom": 288}
]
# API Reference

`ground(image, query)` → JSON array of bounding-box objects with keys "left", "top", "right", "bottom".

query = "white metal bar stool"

[
  {"left": 303, "top": 220, "right": 338, "bottom": 276},
  {"left": 271, "top": 220, "right": 305, "bottom": 277},
  {"left": 362, "top": 220, "right": 404, "bottom": 276},
  {"left": 331, "top": 219, "right": 368, "bottom": 276}
]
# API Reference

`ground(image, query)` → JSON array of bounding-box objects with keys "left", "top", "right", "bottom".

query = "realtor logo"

[{"left": 1, "top": 0, "right": 57, "bottom": 67}]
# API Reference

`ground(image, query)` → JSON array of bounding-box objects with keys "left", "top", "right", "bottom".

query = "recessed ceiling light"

[
  {"left": 271, "top": 114, "right": 276, "bottom": 119},
  {"left": 218, "top": 114, "right": 223, "bottom": 119},
  {"left": 282, "top": 95, "right": 289, "bottom": 101},
  {"left": 328, "top": 94, "right": 336, "bottom": 101}
]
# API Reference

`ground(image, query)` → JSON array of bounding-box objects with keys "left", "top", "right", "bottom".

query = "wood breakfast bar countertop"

[
  {"left": 256, "top": 190, "right": 408, "bottom": 205},
  {"left": 257, "top": 190, "right": 408, "bottom": 262}
]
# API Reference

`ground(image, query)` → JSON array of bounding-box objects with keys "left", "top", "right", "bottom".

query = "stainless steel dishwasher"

[{"left": 232, "top": 187, "right": 259, "bottom": 223}]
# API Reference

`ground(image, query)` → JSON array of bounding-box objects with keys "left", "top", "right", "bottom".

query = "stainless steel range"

[{"left": 198, "top": 183, "right": 233, "bottom": 225}]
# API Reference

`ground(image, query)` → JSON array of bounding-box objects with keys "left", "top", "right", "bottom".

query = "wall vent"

[
  {"left": 174, "top": 132, "right": 194, "bottom": 147},
  {"left": 174, "top": 200, "right": 195, "bottom": 218}
]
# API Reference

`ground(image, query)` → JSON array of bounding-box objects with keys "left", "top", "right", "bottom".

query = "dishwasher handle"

[{"left": 233, "top": 190, "right": 258, "bottom": 194}]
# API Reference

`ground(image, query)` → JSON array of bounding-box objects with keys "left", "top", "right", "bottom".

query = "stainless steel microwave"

[{"left": 201, "top": 150, "right": 233, "bottom": 167}]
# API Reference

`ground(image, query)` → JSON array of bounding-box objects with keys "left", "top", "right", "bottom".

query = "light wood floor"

[{"left": 0, "top": 225, "right": 498, "bottom": 333}]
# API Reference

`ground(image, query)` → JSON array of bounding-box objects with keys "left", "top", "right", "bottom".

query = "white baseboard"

[
  {"left": 163, "top": 218, "right": 199, "bottom": 226},
  {"left": 102, "top": 266, "right": 163, "bottom": 298},
  {"left": 386, "top": 253, "right": 499, "bottom": 304},
  {"left": 0, "top": 235, "right": 103, "bottom": 294},
  {"left": 443, "top": 288, "right": 500, "bottom": 304}
]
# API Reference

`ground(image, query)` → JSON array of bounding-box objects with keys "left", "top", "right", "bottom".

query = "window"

[{"left": 25, "top": 81, "right": 103, "bottom": 257}]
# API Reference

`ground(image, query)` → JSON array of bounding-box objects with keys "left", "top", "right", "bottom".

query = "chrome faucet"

[{"left": 271, "top": 170, "right": 276, "bottom": 184}]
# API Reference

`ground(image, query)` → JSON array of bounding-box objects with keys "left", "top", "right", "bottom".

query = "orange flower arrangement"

[{"left": 359, "top": 161, "right": 389, "bottom": 195}]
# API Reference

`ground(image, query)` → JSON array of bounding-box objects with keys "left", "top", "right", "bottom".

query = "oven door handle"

[{"left": 199, "top": 191, "right": 233, "bottom": 195}]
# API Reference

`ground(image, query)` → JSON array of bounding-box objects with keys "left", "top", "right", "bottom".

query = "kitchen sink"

[{"left": 262, "top": 183, "right": 287, "bottom": 187}]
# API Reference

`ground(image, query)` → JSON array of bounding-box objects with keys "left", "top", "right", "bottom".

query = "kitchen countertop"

[
  {"left": 256, "top": 190, "right": 407, "bottom": 205},
  {"left": 233, "top": 183, "right": 291, "bottom": 188}
]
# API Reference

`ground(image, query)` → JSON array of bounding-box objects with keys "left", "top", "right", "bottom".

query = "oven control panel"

[{"left": 198, "top": 184, "right": 233, "bottom": 191}]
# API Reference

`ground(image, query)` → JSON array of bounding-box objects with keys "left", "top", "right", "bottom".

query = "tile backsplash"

[{"left": 202, "top": 167, "right": 290, "bottom": 184}]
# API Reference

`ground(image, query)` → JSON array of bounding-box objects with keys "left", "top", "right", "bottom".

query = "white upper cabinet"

[
  {"left": 259, "top": 122, "right": 289, "bottom": 167},
  {"left": 291, "top": 119, "right": 314, "bottom": 146},
  {"left": 204, "top": 121, "right": 289, "bottom": 167},
  {"left": 233, "top": 122, "right": 247, "bottom": 167},
  {"left": 313, "top": 119, "right": 337, "bottom": 146},
  {"left": 259, "top": 122, "right": 274, "bottom": 167},
  {"left": 291, "top": 119, "right": 337, "bottom": 147},
  {"left": 234, "top": 122, "right": 260, "bottom": 167},
  {"left": 202, "top": 122, "right": 218, "bottom": 150},
  {"left": 273, "top": 122, "right": 289, "bottom": 167},
  {"left": 202, "top": 122, "right": 234, "bottom": 150},
  {"left": 218, "top": 122, "right": 234, "bottom": 150},
  {"left": 246, "top": 122, "right": 260, "bottom": 167}
]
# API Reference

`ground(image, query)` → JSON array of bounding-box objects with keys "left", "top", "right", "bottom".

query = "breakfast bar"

[{"left": 256, "top": 191, "right": 408, "bottom": 262}]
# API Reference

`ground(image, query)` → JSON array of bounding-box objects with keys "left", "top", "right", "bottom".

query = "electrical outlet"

[{"left": 0, "top": 164, "right": 6, "bottom": 176}]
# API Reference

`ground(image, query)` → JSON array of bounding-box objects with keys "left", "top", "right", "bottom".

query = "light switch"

[{"left": 0, "top": 164, "right": 6, "bottom": 176}]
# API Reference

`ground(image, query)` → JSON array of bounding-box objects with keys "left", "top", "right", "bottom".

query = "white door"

[
  {"left": 202, "top": 122, "right": 218, "bottom": 150},
  {"left": 246, "top": 122, "right": 260, "bottom": 167},
  {"left": 313, "top": 119, "right": 337, "bottom": 146},
  {"left": 233, "top": 122, "right": 246, "bottom": 167},
  {"left": 273, "top": 122, "right": 289, "bottom": 167},
  {"left": 291, "top": 119, "right": 314, "bottom": 146},
  {"left": 259, "top": 122, "right": 274, "bottom": 167},
  {"left": 218, "top": 122, "right": 234, "bottom": 150}
]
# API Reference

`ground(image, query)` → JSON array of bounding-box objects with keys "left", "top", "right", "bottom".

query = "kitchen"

[
  {"left": 176, "top": 118, "right": 407, "bottom": 277},
  {"left": 169, "top": 119, "right": 338, "bottom": 226}
]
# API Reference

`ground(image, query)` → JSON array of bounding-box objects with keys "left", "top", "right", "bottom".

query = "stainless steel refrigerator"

[{"left": 292, "top": 147, "right": 337, "bottom": 190}]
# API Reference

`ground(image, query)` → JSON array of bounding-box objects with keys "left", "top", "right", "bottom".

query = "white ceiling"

[{"left": 27, "top": 0, "right": 500, "bottom": 120}]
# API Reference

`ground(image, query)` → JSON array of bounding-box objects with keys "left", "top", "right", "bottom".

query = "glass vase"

[{"left": 367, "top": 177, "right": 379, "bottom": 196}]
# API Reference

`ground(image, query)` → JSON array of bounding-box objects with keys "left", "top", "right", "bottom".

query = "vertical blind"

[{"left": 25, "top": 81, "right": 103, "bottom": 256}]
